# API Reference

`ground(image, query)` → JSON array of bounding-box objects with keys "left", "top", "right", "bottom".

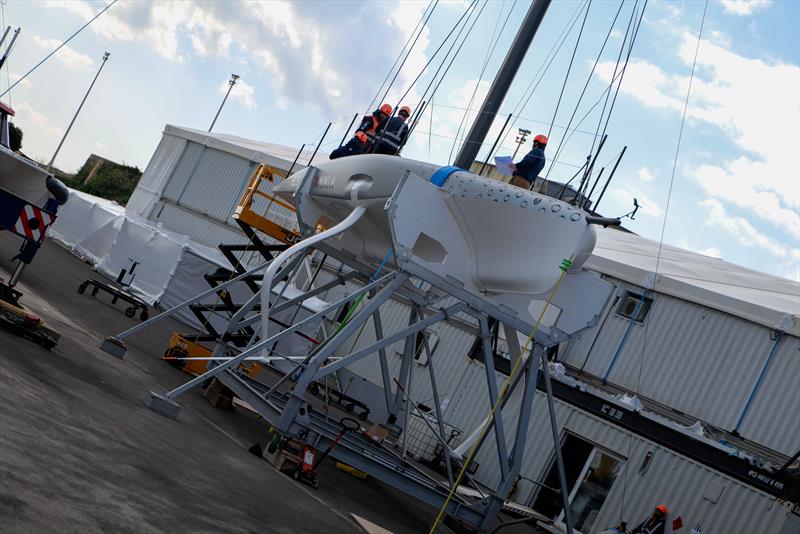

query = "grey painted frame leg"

[
  {"left": 276, "top": 273, "right": 409, "bottom": 431},
  {"left": 540, "top": 344, "right": 574, "bottom": 534},
  {"left": 478, "top": 316, "right": 510, "bottom": 481},
  {"left": 418, "top": 309, "right": 454, "bottom": 487},
  {"left": 391, "top": 305, "right": 418, "bottom": 427},
  {"left": 148, "top": 272, "right": 399, "bottom": 415},
  {"left": 370, "top": 295, "right": 395, "bottom": 416}
]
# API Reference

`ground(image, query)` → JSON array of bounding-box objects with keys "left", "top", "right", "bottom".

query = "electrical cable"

[
  {"left": 617, "top": 0, "right": 707, "bottom": 523},
  {"left": 0, "top": 0, "right": 118, "bottom": 98}
]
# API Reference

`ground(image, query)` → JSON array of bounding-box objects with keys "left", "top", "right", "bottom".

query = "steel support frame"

[
  {"left": 149, "top": 215, "right": 573, "bottom": 533},
  {"left": 155, "top": 270, "right": 401, "bottom": 403},
  {"left": 255, "top": 253, "right": 565, "bottom": 532}
]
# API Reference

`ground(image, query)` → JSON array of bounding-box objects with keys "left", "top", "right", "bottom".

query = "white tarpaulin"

[
  {"left": 589, "top": 227, "right": 800, "bottom": 336},
  {"left": 126, "top": 133, "right": 187, "bottom": 219},
  {"left": 49, "top": 189, "right": 125, "bottom": 264}
]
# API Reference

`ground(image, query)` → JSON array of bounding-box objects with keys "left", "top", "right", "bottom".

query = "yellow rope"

[{"left": 428, "top": 256, "right": 573, "bottom": 533}]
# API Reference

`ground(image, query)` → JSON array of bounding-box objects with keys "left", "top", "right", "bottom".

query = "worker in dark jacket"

[
  {"left": 510, "top": 134, "right": 547, "bottom": 189},
  {"left": 330, "top": 103, "right": 392, "bottom": 159},
  {"left": 631, "top": 505, "right": 668, "bottom": 534},
  {"left": 373, "top": 105, "right": 411, "bottom": 155}
]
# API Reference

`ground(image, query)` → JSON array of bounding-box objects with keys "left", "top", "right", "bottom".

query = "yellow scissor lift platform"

[{"left": 165, "top": 164, "right": 306, "bottom": 380}]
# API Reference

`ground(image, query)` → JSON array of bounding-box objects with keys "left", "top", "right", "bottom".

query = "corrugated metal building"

[
  {"left": 299, "top": 224, "right": 800, "bottom": 533},
  {"left": 125, "top": 128, "right": 799, "bottom": 531},
  {"left": 127, "top": 125, "right": 327, "bottom": 251}
]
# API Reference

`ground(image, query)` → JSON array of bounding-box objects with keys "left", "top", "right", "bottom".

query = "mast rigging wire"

[
  {"left": 366, "top": 0, "right": 438, "bottom": 114},
  {"left": 543, "top": 0, "right": 626, "bottom": 182},
  {"left": 409, "top": 0, "right": 488, "bottom": 135},
  {"left": 617, "top": 0, "right": 707, "bottom": 523},
  {"left": 546, "top": 0, "right": 592, "bottom": 140},
  {"left": 0, "top": 0, "right": 118, "bottom": 98},
  {"left": 448, "top": 0, "right": 518, "bottom": 163},
  {"left": 481, "top": 0, "right": 588, "bottom": 170}
]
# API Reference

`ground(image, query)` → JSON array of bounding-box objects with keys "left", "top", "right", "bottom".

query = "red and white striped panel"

[{"left": 13, "top": 204, "right": 55, "bottom": 243}]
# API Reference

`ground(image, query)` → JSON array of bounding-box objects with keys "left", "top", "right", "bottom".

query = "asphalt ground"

[{"left": 0, "top": 233, "right": 443, "bottom": 534}]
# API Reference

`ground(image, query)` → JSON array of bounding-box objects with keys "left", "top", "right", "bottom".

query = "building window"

[{"left": 615, "top": 291, "right": 653, "bottom": 323}]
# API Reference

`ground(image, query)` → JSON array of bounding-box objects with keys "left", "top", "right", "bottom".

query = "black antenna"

[
  {"left": 593, "top": 145, "right": 627, "bottom": 212},
  {"left": 573, "top": 133, "right": 607, "bottom": 205},
  {"left": 478, "top": 113, "right": 512, "bottom": 175},
  {"left": 0, "top": 27, "right": 21, "bottom": 70},
  {"left": 338, "top": 114, "right": 359, "bottom": 148},
  {"left": 582, "top": 166, "right": 604, "bottom": 209}
]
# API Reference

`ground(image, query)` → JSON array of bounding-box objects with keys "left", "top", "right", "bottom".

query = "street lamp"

[
  {"left": 46, "top": 51, "right": 110, "bottom": 172},
  {"left": 208, "top": 73, "right": 239, "bottom": 132},
  {"left": 511, "top": 128, "right": 531, "bottom": 160}
]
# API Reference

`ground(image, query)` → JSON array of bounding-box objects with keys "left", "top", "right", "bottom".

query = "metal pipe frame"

[{"left": 156, "top": 270, "right": 401, "bottom": 402}]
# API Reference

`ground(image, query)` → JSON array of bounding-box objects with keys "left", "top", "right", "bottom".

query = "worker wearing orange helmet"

[
  {"left": 330, "top": 103, "right": 393, "bottom": 159},
  {"left": 631, "top": 504, "right": 668, "bottom": 534},
  {"left": 373, "top": 105, "right": 411, "bottom": 156},
  {"left": 509, "top": 133, "right": 547, "bottom": 190}
]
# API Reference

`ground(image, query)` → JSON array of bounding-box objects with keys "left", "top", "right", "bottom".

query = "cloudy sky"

[{"left": 3, "top": 0, "right": 798, "bottom": 281}]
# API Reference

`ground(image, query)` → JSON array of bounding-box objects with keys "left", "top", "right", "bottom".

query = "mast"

[{"left": 453, "top": 0, "right": 551, "bottom": 170}]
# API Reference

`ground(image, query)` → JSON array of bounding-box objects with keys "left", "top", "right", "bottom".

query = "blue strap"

[{"left": 430, "top": 166, "right": 464, "bottom": 187}]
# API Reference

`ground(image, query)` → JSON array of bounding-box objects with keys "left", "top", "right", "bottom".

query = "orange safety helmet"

[
  {"left": 379, "top": 103, "right": 393, "bottom": 115},
  {"left": 398, "top": 105, "right": 411, "bottom": 117},
  {"left": 655, "top": 505, "right": 668, "bottom": 516},
  {"left": 533, "top": 134, "right": 548, "bottom": 146}
]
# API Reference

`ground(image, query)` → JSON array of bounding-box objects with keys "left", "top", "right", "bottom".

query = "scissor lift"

[{"left": 163, "top": 164, "right": 302, "bottom": 368}]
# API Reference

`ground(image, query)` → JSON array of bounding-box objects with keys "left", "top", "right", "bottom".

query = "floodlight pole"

[
  {"left": 209, "top": 73, "right": 239, "bottom": 132},
  {"left": 46, "top": 51, "right": 110, "bottom": 173}
]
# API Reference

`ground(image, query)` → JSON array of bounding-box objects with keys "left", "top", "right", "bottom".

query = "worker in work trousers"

[
  {"left": 510, "top": 134, "right": 547, "bottom": 190},
  {"left": 330, "top": 103, "right": 392, "bottom": 159},
  {"left": 631, "top": 505, "right": 668, "bottom": 534},
  {"left": 373, "top": 105, "right": 411, "bottom": 155}
]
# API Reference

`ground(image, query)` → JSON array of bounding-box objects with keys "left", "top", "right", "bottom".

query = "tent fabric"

[
  {"left": 126, "top": 134, "right": 187, "bottom": 218},
  {"left": 49, "top": 189, "right": 125, "bottom": 263},
  {"left": 50, "top": 188, "right": 230, "bottom": 310},
  {"left": 163, "top": 124, "right": 329, "bottom": 170},
  {"left": 589, "top": 228, "right": 800, "bottom": 337}
]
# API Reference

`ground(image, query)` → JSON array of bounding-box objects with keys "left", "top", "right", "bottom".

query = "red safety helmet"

[
  {"left": 533, "top": 134, "right": 548, "bottom": 146},
  {"left": 398, "top": 105, "right": 411, "bottom": 117},
  {"left": 655, "top": 505, "right": 668, "bottom": 516},
  {"left": 379, "top": 103, "right": 393, "bottom": 115}
]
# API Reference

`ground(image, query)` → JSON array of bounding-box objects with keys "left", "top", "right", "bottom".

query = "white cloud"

[
  {"left": 638, "top": 167, "right": 656, "bottom": 183},
  {"left": 8, "top": 72, "right": 33, "bottom": 90},
  {"left": 612, "top": 187, "right": 664, "bottom": 219},
  {"left": 596, "top": 33, "right": 800, "bottom": 243},
  {"left": 719, "top": 0, "right": 772, "bottom": 16},
  {"left": 702, "top": 198, "right": 793, "bottom": 259},
  {"left": 220, "top": 78, "right": 257, "bottom": 111},
  {"left": 32, "top": 35, "right": 94, "bottom": 71},
  {"left": 697, "top": 246, "right": 721, "bottom": 258},
  {"left": 46, "top": 0, "right": 431, "bottom": 115}
]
